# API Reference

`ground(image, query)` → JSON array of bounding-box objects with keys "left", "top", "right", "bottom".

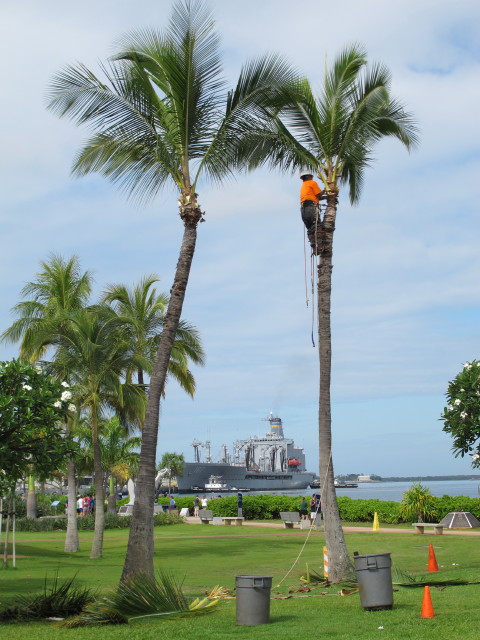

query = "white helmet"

[{"left": 299, "top": 169, "right": 313, "bottom": 179}]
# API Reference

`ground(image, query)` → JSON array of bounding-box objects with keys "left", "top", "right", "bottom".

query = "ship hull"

[{"left": 177, "top": 462, "right": 315, "bottom": 493}]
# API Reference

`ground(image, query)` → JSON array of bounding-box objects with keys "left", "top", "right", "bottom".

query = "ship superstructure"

[{"left": 176, "top": 414, "right": 315, "bottom": 492}]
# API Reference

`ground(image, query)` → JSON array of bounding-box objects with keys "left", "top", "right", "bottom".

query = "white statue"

[{"left": 127, "top": 478, "right": 135, "bottom": 505}]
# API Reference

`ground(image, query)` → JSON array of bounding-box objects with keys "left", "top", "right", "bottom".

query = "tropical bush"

[
  {"left": 169, "top": 494, "right": 480, "bottom": 523},
  {"left": 14, "top": 511, "right": 182, "bottom": 532}
]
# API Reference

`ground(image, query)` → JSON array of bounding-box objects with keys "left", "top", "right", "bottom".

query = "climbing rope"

[
  {"left": 303, "top": 227, "right": 309, "bottom": 308},
  {"left": 274, "top": 447, "right": 334, "bottom": 588}
]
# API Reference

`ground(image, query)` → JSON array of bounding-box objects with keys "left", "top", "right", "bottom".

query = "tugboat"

[{"left": 204, "top": 475, "right": 230, "bottom": 491}]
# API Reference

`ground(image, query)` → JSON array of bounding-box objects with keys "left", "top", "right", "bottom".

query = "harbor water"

[{"left": 186, "top": 480, "right": 480, "bottom": 501}]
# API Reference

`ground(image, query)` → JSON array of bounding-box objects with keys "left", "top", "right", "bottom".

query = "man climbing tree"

[
  {"left": 299, "top": 169, "right": 326, "bottom": 245},
  {"left": 242, "top": 44, "right": 418, "bottom": 582}
]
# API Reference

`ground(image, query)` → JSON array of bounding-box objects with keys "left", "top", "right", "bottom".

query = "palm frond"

[
  {"left": 393, "top": 567, "right": 480, "bottom": 588},
  {"left": 0, "top": 573, "right": 95, "bottom": 622},
  {"left": 59, "top": 571, "right": 218, "bottom": 627}
]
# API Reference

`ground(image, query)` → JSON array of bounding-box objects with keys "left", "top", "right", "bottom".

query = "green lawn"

[{"left": 1, "top": 525, "right": 479, "bottom": 639}]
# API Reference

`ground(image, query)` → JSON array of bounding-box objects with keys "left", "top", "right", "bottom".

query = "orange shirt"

[{"left": 300, "top": 179, "right": 322, "bottom": 203}]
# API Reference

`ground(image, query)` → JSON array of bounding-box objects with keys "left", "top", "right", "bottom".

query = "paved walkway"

[{"left": 184, "top": 516, "right": 480, "bottom": 536}]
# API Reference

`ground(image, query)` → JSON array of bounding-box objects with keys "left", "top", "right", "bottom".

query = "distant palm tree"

[
  {"left": 46, "top": 0, "right": 295, "bottom": 579},
  {"left": 1, "top": 254, "right": 92, "bottom": 361},
  {"left": 100, "top": 275, "right": 204, "bottom": 395},
  {"left": 399, "top": 483, "right": 437, "bottom": 523},
  {"left": 158, "top": 452, "right": 185, "bottom": 496},
  {"left": 48, "top": 309, "right": 147, "bottom": 558},
  {"left": 1, "top": 254, "right": 92, "bottom": 553},
  {"left": 242, "top": 44, "right": 419, "bottom": 581}
]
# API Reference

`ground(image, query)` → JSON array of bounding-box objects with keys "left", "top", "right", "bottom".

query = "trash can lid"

[{"left": 235, "top": 575, "right": 273, "bottom": 588}]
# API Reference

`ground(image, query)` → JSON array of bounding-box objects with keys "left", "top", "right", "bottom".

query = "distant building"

[{"left": 357, "top": 475, "right": 373, "bottom": 483}]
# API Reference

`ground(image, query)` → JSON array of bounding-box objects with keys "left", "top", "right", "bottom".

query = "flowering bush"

[
  {"left": 0, "top": 359, "right": 77, "bottom": 492},
  {"left": 441, "top": 360, "right": 480, "bottom": 467}
]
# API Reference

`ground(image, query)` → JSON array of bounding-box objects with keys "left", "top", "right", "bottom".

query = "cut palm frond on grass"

[
  {"left": 393, "top": 567, "right": 480, "bottom": 588},
  {"left": 58, "top": 572, "right": 219, "bottom": 627},
  {"left": 205, "top": 585, "right": 235, "bottom": 599},
  {"left": 0, "top": 572, "right": 95, "bottom": 622},
  {"left": 300, "top": 563, "right": 358, "bottom": 589}
]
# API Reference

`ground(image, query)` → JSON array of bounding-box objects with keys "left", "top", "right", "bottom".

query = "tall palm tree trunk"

[
  {"left": 318, "top": 195, "right": 351, "bottom": 582},
  {"left": 90, "top": 424, "right": 105, "bottom": 559},
  {"left": 64, "top": 457, "right": 80, "bottom": 552},
  {"left": 121, "top": 215, "right": 199, "bottom": 581}
]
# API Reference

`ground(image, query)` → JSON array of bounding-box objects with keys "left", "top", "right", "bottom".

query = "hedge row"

[
  {"left": 14, "top": 511, "right": 181, "bottom": 532},
  {"left": 158, "top": 494, "right": 480, "bottom": 523}
]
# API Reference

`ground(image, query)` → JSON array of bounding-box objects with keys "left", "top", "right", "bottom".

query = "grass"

[{"left": 1, "top": 524, "right": 480, "bottom": 639}]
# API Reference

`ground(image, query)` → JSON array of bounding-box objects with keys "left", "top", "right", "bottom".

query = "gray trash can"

[
  {"left": 235, "top": 575, "right": 272, "bottom": 625},
  {"left": 353, "top": 553, "right": 393, "bottom": 611}
]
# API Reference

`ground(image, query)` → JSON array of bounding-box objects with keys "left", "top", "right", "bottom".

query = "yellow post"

[{"left": 372, "top": 512, "right": 380, "bottom": 531}]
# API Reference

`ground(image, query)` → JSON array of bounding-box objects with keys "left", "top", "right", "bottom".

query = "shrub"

[{"left": 15, "top": 511, "right": 182, "bottom": 531}]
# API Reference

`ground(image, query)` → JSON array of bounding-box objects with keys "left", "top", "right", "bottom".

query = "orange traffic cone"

[
  {"left": 427, "top": 543, "right": 439, "bottom": 572},
  {"left": 420, "top": 585, "right": 435, "bottom": 618}
]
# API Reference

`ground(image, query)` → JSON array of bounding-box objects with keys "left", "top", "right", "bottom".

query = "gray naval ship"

[{"left": 176, "top": 414, "right": 315, "bottom": 493}]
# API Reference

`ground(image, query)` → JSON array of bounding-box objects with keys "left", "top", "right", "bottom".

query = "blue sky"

[{"left": 1, "top": 0, "right": 479, "bottom": 476}]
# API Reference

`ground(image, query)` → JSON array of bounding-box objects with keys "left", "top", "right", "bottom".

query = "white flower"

[
  {"left": 460, "top": 411, "right": 467, "bottom": 419},
  {"left": 448, "top": 405, "right": 454, "bottom": 411},
  {"left": 68, "top": 403, "right": 76, "bottom": 412},
  {"left": 464, "top": 362, "right": 472, "bottom": 370},
  {"left": 22, "top": 384, "right": 32, "bottom": 391},
  {"left": 34, "top": 366, "right": 42, "bottom": 373},
  {"left": 471, "top": 454, "right": 480, "bottom": 460},
  {"left": 460, "top": 388, "right": 465, "bottom": 392},
  {"left": 454, "top": 399, "right": 461, "bottom": 406},
  {"left": 53, "top": 401, "right": 62, "bottom": 408},
  {"left": 61, "top": 390, "right": 72, "bottom": 401},
  {"left": 61, "top": 381, "right": 70, "bottom": 388}
]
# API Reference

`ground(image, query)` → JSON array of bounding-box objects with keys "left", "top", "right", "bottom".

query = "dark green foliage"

[
  {"left": 155, "top": 493, "right": 480, "bottom": 523},
  {"left": 14, "top": 511, "right": 182, "bottom": 532},
  {"left": 336, "top": 497, "right": 402, "bottom": 523},
  {"left": 14, "top": 517, "right": 68, "bottom": 532},
  {"left": 0, "top": 573, "right": 95, "bottom": 622},
  {"left": 0, "top": 359, "right": 77, "bottom": 491},
  {"left": 441, "top": 360, "right": 480, "bottom": 464}
]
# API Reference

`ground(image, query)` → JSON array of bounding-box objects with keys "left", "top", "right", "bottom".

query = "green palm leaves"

[
  {"left": 100, "top": 275, "right": 204, "bottom": 394},
  {"left": 400, "top": 483, "right": 437, "bottom": 523},
  {"left": 243, "top": 43, "right": 419, "bottom": 203},
  {"left": 1, "top": 255, "right": 92, "bottom": 361},
  {"left": 60, "top": 572, "right": 218, "bottom": 627},
  {"left": 46, "top": 0, "right": 295, "bottom": 201}
]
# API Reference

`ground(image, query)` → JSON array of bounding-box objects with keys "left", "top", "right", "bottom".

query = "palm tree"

[
  {"left": 0, "top": 254, "right": 92, "bottom": 361},
  {"left": 243, "top": 44, "right": 419, "bottom": 581},
  {"left": 100, "top": 275, "right": 205, "bottom": 394},
  {"left": 77, "top": 415, "right": 141, "bottom": 513},
  {"left": 158, "top": 452, "right": 185, "bottom": 496},
  {"left": 399, "top": 483, "right": 437, "bottom": 523},
  {"left": 46, "top": 0, "right": 295, "bottom": 579},
  {"left": 1, "top": 254, "right": 92, "bottom": 553},
  {"left": 47, "top": 308, "right": 147, "bottom": 558}
]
